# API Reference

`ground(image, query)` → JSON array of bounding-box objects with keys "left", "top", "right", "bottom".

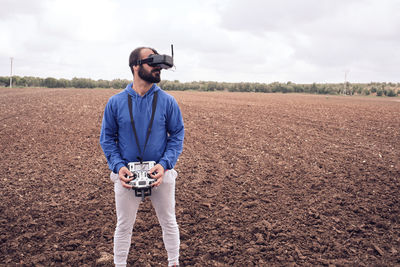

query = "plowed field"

[{"left": 1, "top": 88, "right": 399, "bottom": 266}]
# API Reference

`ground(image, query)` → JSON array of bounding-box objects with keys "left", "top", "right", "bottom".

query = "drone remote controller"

[{"left": 127, "top": 161, "right": 157, "bottom": 201}]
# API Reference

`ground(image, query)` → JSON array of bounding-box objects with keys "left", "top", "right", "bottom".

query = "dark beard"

[{"left": 138, "top": 65, "right": 161, "bottom": 83}]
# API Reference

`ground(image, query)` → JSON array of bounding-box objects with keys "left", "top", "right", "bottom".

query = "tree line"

[
  {"left": 0, "top": 76, "right": 128, "bottom": 89},
  {"left": 1, "top": 76, "right": 399, "bottom": 97}
]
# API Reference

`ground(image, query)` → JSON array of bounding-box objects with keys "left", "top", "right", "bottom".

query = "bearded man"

[{"left": 100, "top": 47, "right": 184, "bottom": 267}]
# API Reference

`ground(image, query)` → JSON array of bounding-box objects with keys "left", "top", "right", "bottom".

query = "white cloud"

[
  {"left": 0, "top": 0, "right": 46, "bottom": 19},
  {"left": 216, "top": 0, "right": 400, "bottom": 83},
  {"left": 1, "top": 0, "right": 399, "bottom": 83}
]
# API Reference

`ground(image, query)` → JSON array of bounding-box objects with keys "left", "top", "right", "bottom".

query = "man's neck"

[{"left": 132, "top": 79, "right": 153, "bottom": 96}]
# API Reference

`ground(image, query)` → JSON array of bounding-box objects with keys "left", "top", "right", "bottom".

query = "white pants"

[{"left": 110, "top": 170, "right": 180, "bottom": 266}]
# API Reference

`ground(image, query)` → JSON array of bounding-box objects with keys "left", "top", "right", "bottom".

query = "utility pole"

[
  {"left": 10, "top": 57, "right": 13, "bottom": 88},
  {"left": 343, "top": 70, "right": 349, "bottom": 95}
]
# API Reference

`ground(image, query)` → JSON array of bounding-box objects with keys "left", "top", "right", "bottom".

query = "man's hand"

[
  {"left": 118, "top": 166, "right": 133, "bottom": 188},
  {"left": 149, "top": 164, "right": 165, "bottom": 187}
]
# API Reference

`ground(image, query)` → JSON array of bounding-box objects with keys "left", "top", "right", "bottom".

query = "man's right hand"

[{"left": 118, "top": 166, "right": 133, "bottom": 188}]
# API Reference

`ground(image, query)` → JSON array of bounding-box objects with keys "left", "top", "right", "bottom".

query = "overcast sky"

[{"left": 1, "top": 0, "right": 399, "bottom": 84}]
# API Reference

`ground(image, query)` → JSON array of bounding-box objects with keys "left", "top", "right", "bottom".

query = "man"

[{"left": 100, "top": 47, "right": 184, "bottom": 267}]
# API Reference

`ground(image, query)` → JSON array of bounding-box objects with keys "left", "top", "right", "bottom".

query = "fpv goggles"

[
  {"left": 135, "top": 44, "right": 174, "bottom": 69},
  {"left": 136, "top": 54, "right": 173, "bottom": 69}
]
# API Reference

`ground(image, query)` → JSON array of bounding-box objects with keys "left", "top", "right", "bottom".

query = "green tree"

[
  {"left": 363, "top": 88, "right": 370, "bottom": 95},
  {"left": 386, "top": 89, "right": 397, "bottom": 97},
  {"left": 0, "top": 76, "right": 9, "bottom": 86},
  {"left": 44, "top": 77, "right": 59, "bottom": 88}
]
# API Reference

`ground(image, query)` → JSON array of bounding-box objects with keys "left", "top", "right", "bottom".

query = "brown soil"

[{"left": 0, "top": 88, "right": 399, "bottom": 266}]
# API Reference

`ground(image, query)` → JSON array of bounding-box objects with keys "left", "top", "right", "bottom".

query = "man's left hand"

[{"left": 149, "top": 163, "right": 165, "bottom": 187}]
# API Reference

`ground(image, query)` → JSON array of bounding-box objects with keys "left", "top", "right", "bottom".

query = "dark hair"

[{"left": 128, "top": 47, "right": 158, "bottom": 75}]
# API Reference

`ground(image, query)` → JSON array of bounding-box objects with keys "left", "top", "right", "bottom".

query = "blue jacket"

[{"left": 100, "top": 83, "right": 184, "bottom": 173}]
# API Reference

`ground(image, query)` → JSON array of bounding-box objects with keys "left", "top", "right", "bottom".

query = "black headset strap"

[{"left": 127, "top": 90, "right": 158, "bottom": 163}]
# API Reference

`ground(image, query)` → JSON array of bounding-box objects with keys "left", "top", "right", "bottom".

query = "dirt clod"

[{"left": 1, "top": 88, "right": 399, "bottom": 266}]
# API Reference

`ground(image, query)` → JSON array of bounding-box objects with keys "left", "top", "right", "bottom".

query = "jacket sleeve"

[
  {"left": 99, "top": 98, "right": 126, "bottom": 174},
  {"left": 158, "top": 97, "right": 185, "bottom": 170}
]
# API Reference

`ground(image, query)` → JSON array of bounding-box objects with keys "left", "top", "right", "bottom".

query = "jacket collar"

[{"left": 125, "top": 83, "right": 159, "bottom": 97}]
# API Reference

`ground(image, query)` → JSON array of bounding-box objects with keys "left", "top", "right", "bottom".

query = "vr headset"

[{"left": 135, "top": 45, "right": 174, "bottom": 69}]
